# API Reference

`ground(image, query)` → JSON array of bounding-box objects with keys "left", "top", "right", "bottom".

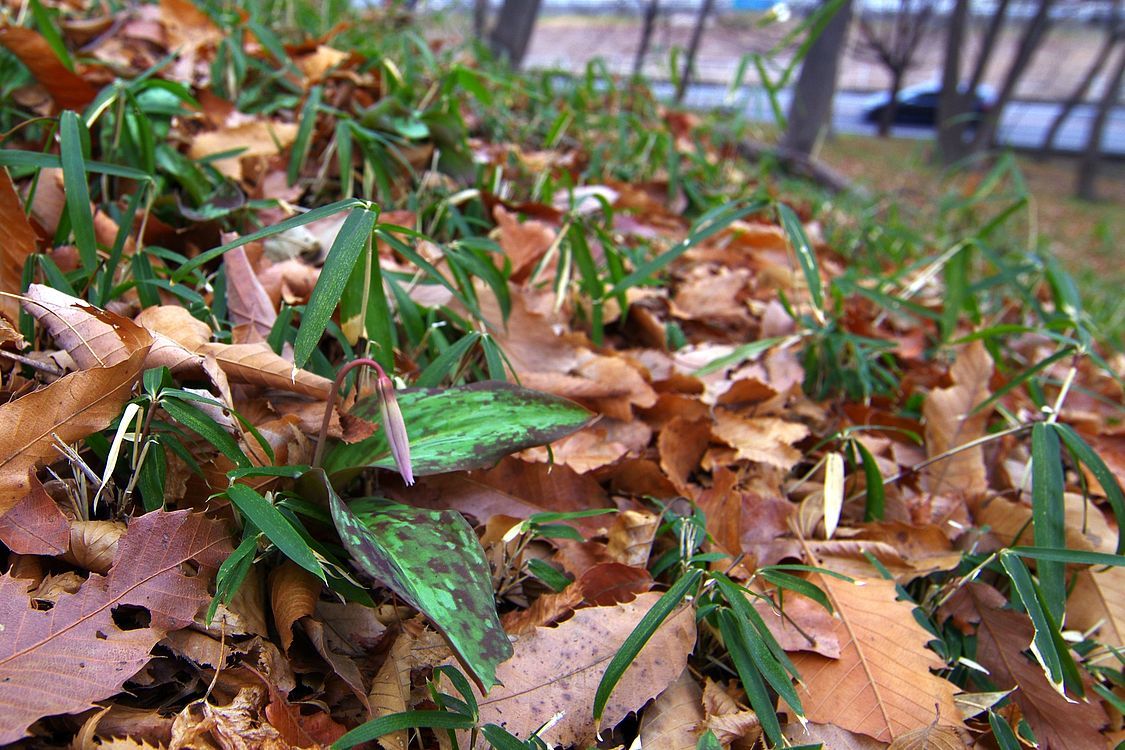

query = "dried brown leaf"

[
  {"left": 0, "top": 510, "right": 230, "bottom": 744},
  {"left": 886, "top": 721, "right": 968, "bottom": 750},
  {"left": 606, "top": 509, "right": 659, "bottom": 568},
  {"left": 637, "top": 669, "right": 705, "bottom": 750},
  {"left": 24, "top": 284, "right": 152, "bottom": 370},
  {"left": 922, "top": 342, "right": 993, "bottom": 495},
  {"left": 268, "top": 560, "right": 320, "bottom": 653},
  {"left": 188, "top": 121, "right": 299, "bottom": 181},
  {"left": 0, "top": 473, "right": 69, "bottom": 555},
  {"left": 367, "top": 633, "right": 412, "bottom": 750},
  {"left": 0, "top": 25, "right": 96, "bottom": 109},
  {"left": 470, "top": 592, "right": 696, "bottom": 748},
  {"left": 1068, "top": 565, "right": 1125, "bottom": 648},
  {"left": 63, "top": 520, "right": 127, "bottom": 574},
  {"left": 788, "top": 575, "right": 962, "bottom": 743},
  {"left": 0, "top": 341, "right": 150, "bottom": 516},
  {"left": 224, "top": 246, "right": 277, "bottom": 343},
  {"left": 955, "top": 583, "right": 1107, "bottom": 749},
  {"left": 712, "top": 411, "right": 809, "bottom": 470},
  {"left": 0, "top": 168, "right": 36, "bottom": 321}
]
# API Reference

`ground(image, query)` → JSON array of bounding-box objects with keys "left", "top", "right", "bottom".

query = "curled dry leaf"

[
  {"left": 0, "top": 338, "right": 150, "bottom": 516},
  {"left": 886, "top": 721, "right": 969, "bottom": 750},
  {"left": 637, "top": 669, "right": 705, "bottom": 750},
  {"left": 269, "top": 559, "right": 321, "bottom": 653},
  {"left": 606, "top": 509, "right": 659, "bottom": 568},
  {"left": 0, "top": 510, "right": 230, "bottom": 744},
  {"left": 23, "top": 284, "right": 152, "bottom": 370},
  {"left": 701, "top": 676, "right": 761, "bottom": 746},
  {"left": 0, "top": 168, "right": 37, "bottom": 321},
  {"left": 467, "top": 591, "right": 696, "bottom": 748},
  {"left": 922, "top": 342, "right": 994, "bottom": 496},
  {"left": 188, "top": 121, "right": 299, "bottom": 181},
  {"left": 224, "top": 245, "right": 278, "bottom": 343},
  {"left": 788, "top": 575, "right": 962, "bottom": 743},
  {"left": 0, "top": 25, "right": 97, "bottom": 109},
  {"left": 63, "top": 519, "right": 127, "bottom": 574}
]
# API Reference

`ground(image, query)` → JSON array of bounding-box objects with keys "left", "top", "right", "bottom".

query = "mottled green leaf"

[
  {"left": 323, "top": 381, "right": 593, "bottom": 479},
  {"left": 323, "top": 475, "right": 512, "bottom": 691}
]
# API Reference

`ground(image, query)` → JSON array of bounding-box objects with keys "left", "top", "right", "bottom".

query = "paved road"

[{"left": 647, "top": 82, "right": 1125, "bottom": 155}]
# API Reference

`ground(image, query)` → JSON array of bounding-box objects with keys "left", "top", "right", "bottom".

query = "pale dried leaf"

[
  {"left": 788, "top": 575, "right": 962, "bottom": 743},
  {"left": 23, "top": 284, "right": 151, "bottom": 369},
  {"left": 268, "top": 560, "right": 320, "bottom": 653},
  {"left": 0, "top": 168, "right": 37, "bottom": 321},
  {"left": 1068, "top": 565, "right": 1125, "bottom": 648},
  {"left": 224, "top": 246, "right": 277, "bottom": 343},
  {"left": 606, "top": 509, "right": 659, "bottom": 568},
  {"left": 637, "top": 669, "right": 704, "bottom": 750},
  {"left": 197, "top": 342, "right": 331, "bottom": 399},
  {"left": 187, "top": 121, "right": 299, "bottom": 181},
  {"left": 922, "top": 342, "right": 993, "bottom": 495},
  {"left": 367, "top": 633, "right": 412, "bottom": 750},
  {"left": 886, "top": 721, "right": 968, "bottom": 750},
  {"left": 470, "top": 592, "right": 696, "bottom": 748},
  {"left": 712, "top": 411, "right": 809, "bottom": 470}
]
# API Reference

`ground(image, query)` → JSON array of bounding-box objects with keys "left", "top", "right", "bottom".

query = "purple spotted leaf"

[{"left": 316, "top": 470, "right": 512, "bottom": 691}]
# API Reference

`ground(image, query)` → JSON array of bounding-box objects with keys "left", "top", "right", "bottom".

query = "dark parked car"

[{"left": 862, "top": 83, "right": 995, "bottom": 127}]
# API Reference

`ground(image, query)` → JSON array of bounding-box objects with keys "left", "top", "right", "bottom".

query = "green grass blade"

[
  {"left": 988, "top": 710, "right": 1022, "bottom": 750},
  {"left": 59, "top": 111, "right": 97, "bottom": 273},
  {"left": 172, "top": 198, "right": 364, "bottom": 281},
  {"left": 1007, "top": 547, "right": 1125, "bottom": 567},
  {"left": 332, "top": 710, "right": 475, "bottom": 750},
  {"left": 716, "top": 609, "right": 784, "bottom": 746},
  {"left": 776, "top": 202, "right": 824, "bottom": 321},
  {"left": 226, "top": 484, "right": 324, "bottom": 582},
  {"left": 414, "top": 332, "right": 481, "bottom": 388},
  {"left": 288, "top": 85, "right": 321, "bottom": 185},
  {"left": 853, "top": 439, "right": 885, "bottom": 521},
  {"left": 160, "top": 396, "right": 249, "bottom": 469},
  {"left": 1030, "top": 423, "right": 1066, "bottom": 623},
  {"left": 294, "top": 207, "right": 379, "bottom": 369},
  {"left": 0, "top": 150, "right": 154, "bottom": 181},
  {"left": 1054, "top": 423, "right": 1125, "bottom": 555},
  {"left": 593, "top": 567, "right": 702, "bottom": 723}
]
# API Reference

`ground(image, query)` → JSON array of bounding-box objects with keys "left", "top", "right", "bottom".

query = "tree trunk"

[
  {"left": 488, "top": 0, "right": 542, "bottom": 69},
  {"left": 937, "top": 0, "right": 973, "bottom": 164},
  {"left": 473, "top": 0, "right": 489, "bottom": 40},
  {"left": 1041, "top": 3, "right": 1121, "bottom": 155},
  {"left": 674, "top": 0, "right": 715, "bottom": 104},
  {"left": 782, "top": 0, "right": 854, "bottom": 157},
  {"left": 634, "top": 0, "right": 660, "bottom": 77},
  {"left": 967, "top": 0, "right": 1055, "bottom": 154},
  {"left": 878, "top": 68, "right": 904, "bottom": 137},
  {"left": 966, "top": 0, "right": 1010, "bottom": 91},
  {"left": 1076, "top": 43, "right": 1125, "bottom": 200}
]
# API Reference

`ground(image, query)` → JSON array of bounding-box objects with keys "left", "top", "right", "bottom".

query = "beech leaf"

[
  {"left": 464, "top": 591, "right": 696, "bottom": 748},
  {"left": 0, "top": 510, "right": 231, "bottom": 743},
  {"left": 788, "top": 575, "right": 962, "bottom": 743}
]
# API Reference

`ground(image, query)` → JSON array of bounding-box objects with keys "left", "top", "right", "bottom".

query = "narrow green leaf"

[
  {"left": 717, "top": 609, "right": 784, "bottom": 746},
  {"left": 693, "top": 336, "right": 787, "bottom": 376},
  {"left": 294, "top": 208, "right": 379, "bottom": 369},
  {"left": 989, "top": 710, "right": 1022, "bottom": 750},
  {"left": 172, "top": 198, "right": 364, "bottom": 281},
  {"left": 1031, "top": 423, "right": 1065, "bottom": 622},
  {"left": 207, "top": 530, "right": 257, "bottom": 623},
  {"left": 712, "top": 574, "right": 802, "bottom": 708},
  {"left": 137, "top": 439, "right": 166, "bottom": 512},
  {"left": 324, "top": 381, "right": 593, "bottom": 479},
  {"left": 853, "top": 440, "right": 885, "bottom": 521},
  {"left": 696, "top": 731, "right": 723, "bottom": 750},
  {"left": 160, "top": 397, "right": 249, "bottom": 468},
  {"left": 59, "top": 111, "right": 97, "bottom": 272},
  {"left": 481, "top": 724, "right": 531, "bottom": 750},
  {"left": 777, "top": 203, "right": 824, "bottom": 319},
  {"left": 414, "top": 332, "right": 481, "bottom": 388},
  {"left": 288, "top": 85, "right": 322, "bottom": 185},
  {"left": 1008, "top": 547, "right": 1125, "bottom": 567},
  {"left": 0, "top": 150, "right": 154, "bottom": 181},
  {"left": 326, "top": 477, "right": 512, "bottom": 691},
  {"left": 593, "top": 567, "right": 702, "bottom": 723},
  {"left": 332, "top": 710, "right": 474, "bottom": 750},
  {"left": 226, "top": 484, "right": 324, "bottom": 581},
  {"left": 758, "top": 569, "right": 833, "bottom": 614},
  {"left": 1055, "top": 423, "right": 1125, "bottom": 555},
  {"left": 30, "top": 0, "right": 74, "bottom": 70},
  {"left": 999, "top": 551, "right": 1083, "bottom": 697}
]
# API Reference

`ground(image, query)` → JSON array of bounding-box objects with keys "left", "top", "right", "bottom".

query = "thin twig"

[{"left": 0, "top": 349, "right": 64, "bottom": 378}]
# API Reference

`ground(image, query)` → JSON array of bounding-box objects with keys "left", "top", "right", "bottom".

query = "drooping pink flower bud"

[{"left": 376, "top": 373, "right": 414, "bottom": 486}]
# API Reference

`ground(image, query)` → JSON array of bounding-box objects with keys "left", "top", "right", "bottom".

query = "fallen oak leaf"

[
  {"left": 637, "top": 669, "right": 705, "bottom": 750},
  {"left": 0, "top": 509, "right": 230, "bottom": 744},
  {"left": 0, "top": 473, "right": 69, "bottom": 555},
  {"left": 922, "top": 341, "right": 994, "bottom": 496},
  {"left": 0, "top": 338, "right": 150, "bottom": 516},
  {"left": 464, "top": 591, "right": 696, "bottom": 748},
  {"left": 787, "top": 574, "right": 962, "bottom": 743},
  {"left": 0, "top": 25, "right": 97, "bottom": 110}
]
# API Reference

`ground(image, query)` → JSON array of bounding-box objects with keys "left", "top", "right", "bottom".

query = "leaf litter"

[{"left": 0, "top": 2, "right": 1121, "bottom": 749}]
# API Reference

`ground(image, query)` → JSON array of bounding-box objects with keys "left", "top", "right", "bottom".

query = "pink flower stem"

[{"left": 313, "top": 357, "right": 386, "bottom": 470}]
